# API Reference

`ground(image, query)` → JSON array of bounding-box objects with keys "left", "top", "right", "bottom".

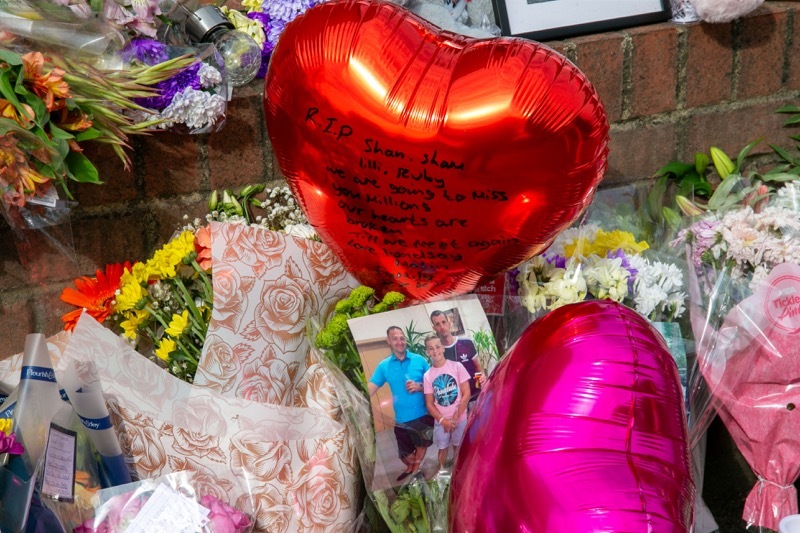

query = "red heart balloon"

[
  {"left": 265, "top": 0, "right": 608, "bottom": 300},
  {"left": 450, "top": 300, "right": 695, "bottom": 531}
]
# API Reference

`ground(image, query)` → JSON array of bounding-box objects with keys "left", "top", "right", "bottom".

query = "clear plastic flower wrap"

[
  {"left": 71, "top": 471, "right": 254, "bottom": 533},
  {"left": 676, "top": 182, "right": 800, "bottom": 532}
]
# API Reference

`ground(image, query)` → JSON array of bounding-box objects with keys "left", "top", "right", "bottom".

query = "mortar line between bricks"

[
  {"left": 731, "top": 19, "right": 742, "bottom": 100},
  {"left": 675, "top": 26, "right": 689, "bottom": 110},
  {"left": 195, "top": 135, "right": 211, "bottom": 191},
  {"left": 620, "top": 33, "right": 634, "bottom": 121},
  {"left": 609, "top": 87, "right": 800, "bottom": 131},
  {"left": 782, "top": 9, "right": 794, "bottom": 87}
]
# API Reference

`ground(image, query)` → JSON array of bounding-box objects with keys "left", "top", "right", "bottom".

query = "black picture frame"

[{"left": 492, "top": 0, "right": 672, "bottom": 42}]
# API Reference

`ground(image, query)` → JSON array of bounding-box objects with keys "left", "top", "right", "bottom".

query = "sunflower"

[{"left": 60, "top": 262, "right": 132, "bottom": 331}]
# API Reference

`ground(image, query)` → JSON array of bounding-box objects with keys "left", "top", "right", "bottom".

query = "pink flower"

[
  {"left": 0, "top": 432, "right": 23, "bottom": 455},
  {"left": 200, "top": 495, "right": 252, "bottom": 533}
]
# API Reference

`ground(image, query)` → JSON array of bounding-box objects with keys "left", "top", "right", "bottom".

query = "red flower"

[{"left": 60, "top": 262, "right": 131, "bottom": 331}]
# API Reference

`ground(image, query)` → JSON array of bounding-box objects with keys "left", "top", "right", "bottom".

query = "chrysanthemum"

[
  {"left": 155, "top": 338, "right": 177, "bottom": 362},
  {"left": 60, "top": 262, "right": 131, "bottom": 331},
  {"left": 165, "top": 309, "right": 190, "bottom": 337}
]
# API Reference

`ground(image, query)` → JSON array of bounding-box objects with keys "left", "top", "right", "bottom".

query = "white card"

[
  {"left": 41, "top": 424, "right": 77, "bottom": 502},
  {"left": 125, "top": 483, "right": 211, "bottom": 533}
]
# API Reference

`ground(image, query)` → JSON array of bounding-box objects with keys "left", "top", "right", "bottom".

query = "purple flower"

[
  {"left": 607, "top": 248, "right": 638, "bottom": 293},
  {"left": 247, "top": 11, "right": 270, "bottom": 26},
  {"left": 546, "top": 255, "right": 567, "bottom": 269},
  {"left": 136, "top": 63, "right": 202, "bottom": 111},
  {"left": 120, "top": 38, "right": 168, "bottom": 66}
]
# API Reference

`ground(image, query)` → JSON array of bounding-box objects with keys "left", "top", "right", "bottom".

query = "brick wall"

[{"left": 1, "top": 1, "right": 800, "bottom": 356}]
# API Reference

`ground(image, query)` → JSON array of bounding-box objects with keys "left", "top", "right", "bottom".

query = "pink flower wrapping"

[{"left": 694, "top": 263, "right": 800, "bottom": 531}]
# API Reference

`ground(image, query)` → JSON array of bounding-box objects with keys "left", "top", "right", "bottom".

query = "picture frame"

[
  {"left": 493, "top": 0, "right": 671, "bottom": 42},
  {"left": 347, "top": 295, "right": 495, "bottom": 490}
]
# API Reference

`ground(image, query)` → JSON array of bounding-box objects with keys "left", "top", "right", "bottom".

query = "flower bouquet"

[
  {"left": 674, "top": 183, "right": 800, "bottom": 531},
  {"left": 73, "top": 471, "right": 253, "bottom": 533}
]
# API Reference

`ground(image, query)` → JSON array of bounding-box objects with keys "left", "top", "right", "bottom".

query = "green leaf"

[
  {"left": 694, "top": 152, "right": 709, "bottom": 176},
  {"left": 390, "top": 499, "right": 410, "bottom": 523},
  {"left": 761, "top": 172, "right": 800, "bottom": 182},
  {"left": 0, "top": 70, "right": 28, "bottom": 120},
  {"left": 783, "top": 115, "right": 800, "bottom": 126},
  {"left": 75, "top": 127, "right": 104, "bottom": 142},
  {"left": 776, "top": 105, "right": 800, "bottom": 114},
  {"left": 48, "top": 124, "right": 75, "bottom": 140},
  {"left": 65, "top": 152, "right": 102, "bottom": 184},
  {"left": 770, "top": 143, "right": 800, "bottom": 166},
  {"left": 735, "top": 138, "right": 762, "bottom": 172},
  {"left": 662, "top": 206, "right": 682, "bottom": 229},
  {"left": 645, "top": 176, "right": 667, "bottom": 222},
  {"left": 655, "top": 161, "right": 693, "bottom": 178},
  {"left": 707, "top": 174, "right": 740, "bottom": 210},
  {"left": 0, "top": 49, "right": 22, "bottom": 66}
]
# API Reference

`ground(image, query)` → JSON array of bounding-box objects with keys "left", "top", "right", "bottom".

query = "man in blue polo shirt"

[{"left": 368, "top": 325, "right": 434, "bottom": 481}]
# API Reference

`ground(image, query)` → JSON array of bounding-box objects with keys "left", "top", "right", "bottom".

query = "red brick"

[
  {"left": 33, "top": 288, "right": 74, "bottom": 341},
  {"left": 629, "top": 25, "right": 680, "bottom": 118},
  {"left": 787, "top": 3, "right": 800, "bottom": 90},
  {"left": 73, "top": 213, "right": 148, "bottom": 273},
  {"left": 140, "top": 134, "right": 201, "bottom": 197},
  {"left": 685, "top": 101, "right": 792, "bottom": 161},
  {"left": 208, "top": 85, "right": 266, "bottom": 191},
  {"left": 0, "top": 225, "right": 34, "bottom": 291},
  {"left": 149, "top": 198, "right": 211, "bottom": 247},
  {"left": 737, "top": 7, "right": 787, "bottom": 99},
  {"left": 572, "top": 32, "right": 625, "bottom": 122},
  {"left": 0, "top": 213, "right": 81, "bottom": 285},
  {"left": 71, "top": 142, "right": 138, "bottom": 207},
  {"left": 685, "top": 23, "right": 733, "bottom": 108},
  {"left": 0, "top": 299, "right": 35, "bottom": 358},
  {"left": 605, "top": 122, "right": 678, "bottom": 184}
]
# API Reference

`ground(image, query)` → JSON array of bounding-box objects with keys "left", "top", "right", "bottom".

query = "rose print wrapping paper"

[
  {"left": 55, "top": 314, "right": 361, "bottom": 533},
  {"left": 192, "top": 222, "right": 363, "bottom": 531}
]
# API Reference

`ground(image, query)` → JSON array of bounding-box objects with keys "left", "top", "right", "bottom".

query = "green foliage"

[
  {"left": 403, "top": 320, "right": 429, "bottom": 362},
  {"left": 471, "top": 327, "right": 499, "bottom": 369},
  {"left": 314, "top": 286, "right": 405, "bottom": 394}
]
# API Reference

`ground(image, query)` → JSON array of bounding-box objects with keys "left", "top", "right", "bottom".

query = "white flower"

[
  {"left": 584, "top": 256, "right": 629, "bottom": 302},
  {"left": 284, "top": 223, "right": 318, "bottom": 240},
  {"left": 160, "top": 87, "right": 226, "bottom": 130},
  {"left": 544, "top": 266, "right": 587, "bottom": 309},
  {"left": 545, "top": 224, "right": 599, "bottom": 258},
  {"left": 198, "top": 64, "right": 223, "bottom": 89}
]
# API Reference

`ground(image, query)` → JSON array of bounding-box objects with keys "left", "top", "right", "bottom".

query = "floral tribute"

[
  {"left": 516, "top": 226, "right": 687, "bottom": 322},
  {"left": 0, "top": 39, "right": 202, "bottom": 207},
  {"left": 0, "top": 417, "right": 23, "bottom": 456}
]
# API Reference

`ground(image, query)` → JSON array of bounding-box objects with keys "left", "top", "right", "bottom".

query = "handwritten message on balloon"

[{"left": 265, "top": 0, "right": 610, "bottom": 300}]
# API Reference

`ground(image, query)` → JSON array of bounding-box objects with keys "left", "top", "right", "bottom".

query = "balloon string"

[{"left": 756, "top": 476, "right": 795, "bottom": 492}]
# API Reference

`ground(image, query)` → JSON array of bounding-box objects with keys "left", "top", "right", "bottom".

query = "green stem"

[{"left": 173, "top": 276, "right": 206, "bottom": 330}]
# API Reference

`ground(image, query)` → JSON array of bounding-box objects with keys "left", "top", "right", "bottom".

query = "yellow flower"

[
  {"left": 241, "top": 0, "right": 262, "bottom": 12},
  {"left": 119, "top": 309, "right": 148, "bottom": 340},
  {"left": 591, "top": 229, "right": 649, "bottom": 256},
  {"left": 115, "top": 274, "right": 147, "bottom": 312},
  {"left": 563, "top": 237, "right": 593, "bottom": 259},
  {"left": 165, "top": 310, "right": 190, "bottom": 337},
  {"left": 155, "top": 338, "right": 177, "bottom": 362},
  {"left": 146, "top": 231, "right": 195, "bottom": 280},
  {"left": 0, "top": 418, "right": 12, "bottom": 435}
]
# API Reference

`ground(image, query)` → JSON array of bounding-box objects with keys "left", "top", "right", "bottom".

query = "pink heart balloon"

[{"left": 451, "top": 300, "right": 694, "bottom": 532}]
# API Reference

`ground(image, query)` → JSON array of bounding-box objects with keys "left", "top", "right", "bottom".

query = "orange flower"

[
  {"left": 60, "top": 262, "right": 131, "bottom": 331},
  {"left": 56, "top": 108, "right": 92, "bottom": 132},
  {"left": 194, "top": 225, "right": 212, "bottom": 271},
  {"left": 0, "top": 133, "right": 51, "bottom": 206},
  {"left": 21, "top": 52, "right": 70, "bottom": 112},
  {"left": 0, "top": 99, "right": 35, "bottom": 127}
]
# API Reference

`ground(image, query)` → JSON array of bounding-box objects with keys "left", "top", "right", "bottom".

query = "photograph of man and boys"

[{"left": 347, "top": 295, "right": 496, "bottom": 490}]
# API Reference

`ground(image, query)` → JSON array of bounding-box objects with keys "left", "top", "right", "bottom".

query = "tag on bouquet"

[
  {"left": 41, "top": 423, "right": 77, "bottom": 502},
  {"left": 125, "top": 484, "right": 211, "bottom": 533},
  {"left": 760, "top": 263, "right": 800, "bottom": 335}
]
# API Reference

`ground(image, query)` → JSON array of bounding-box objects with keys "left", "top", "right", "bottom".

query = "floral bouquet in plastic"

[
  {"left": 674, "top": 182, "right": 800, "bottom": 531},
  {"left": 73, "top": 472, "right": 252, "bottom": 533}
]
